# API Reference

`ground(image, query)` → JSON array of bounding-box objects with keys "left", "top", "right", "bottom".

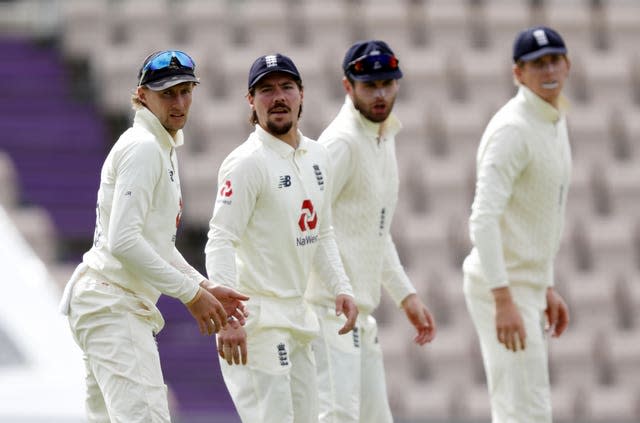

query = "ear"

[
  {"left": 137, "top": 86, "right": 147, "bottom": 102},
  {"left": 342, "top": 77, "right": 352, "bottom": 95},
  {"left": 512, "top": 63, "right": 523, "bottom": 84}
]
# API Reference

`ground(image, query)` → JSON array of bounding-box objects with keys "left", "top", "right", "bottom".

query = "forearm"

[
  {"left": 171, "top": 247, "right": 207, "bottom": 285},
  {"left": 314, "top": 232, "right": 352, "bottom": 298},
  {"left": 470, "top": 214, "right": 509, "bottom": 289},
  {"left": 205, "top": 225, "right": 239, "bottom": 289},
  {"left": 110, "top": 234, "right": 199, "bottom": 303},
  {"left": 381, "top": 235, "right": 416, "bottom": 307}
]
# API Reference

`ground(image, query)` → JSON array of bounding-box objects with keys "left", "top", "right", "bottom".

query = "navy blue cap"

[
  {"left": 342, "top": 40, "right": 403, "bottom": 81},
  {"left": 247, "top": 53, "right": 301, "bottom": 90},
  {"left": 513, "top": 26, "right": 567, "bottom": 63}
]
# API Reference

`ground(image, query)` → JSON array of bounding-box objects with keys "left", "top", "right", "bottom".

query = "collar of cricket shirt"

[
  {"left": 519, "top": 85, "right": 563, "bottom": 124},
  {"left": 345, "top": 95, "right": 402, "bottom": 143},
  {"left": 255, "top": 124, "right": 308, "bottom": 157},
  {"left": 135, "top": 106, "right": 184, "bottom": 149}
]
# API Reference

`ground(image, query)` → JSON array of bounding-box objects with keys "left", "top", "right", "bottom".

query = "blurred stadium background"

[{"left": 1, "top": 0, "right": 640, "bottom": 422}]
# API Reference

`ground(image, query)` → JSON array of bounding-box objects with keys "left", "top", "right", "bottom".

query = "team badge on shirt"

[
  {"left": 313, "top": 164, "right": 324, "bottom": 190},
  {"left": 277, "top": 343, "right": 289, "bottom": 366}
]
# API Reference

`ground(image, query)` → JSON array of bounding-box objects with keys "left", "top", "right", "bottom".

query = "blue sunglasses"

[{"left": 139, "top": 50, "right": 196, "bottom": 86}]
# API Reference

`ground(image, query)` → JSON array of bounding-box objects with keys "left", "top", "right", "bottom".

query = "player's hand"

[
  {"left": 217, "top": 321, "right": 248, "bottom": 365},
  {"left": 335, "top": 294, "right": 358, "bottom": 335},
  {"left": 492, "top": 287, "right": 526, "bottom": 352},
  {"left": 200, "top": 281, "right": 250, "bottom": 326},
  {"left": 545, "top": 287, "right": 569, "bottom": 338},
  {"left": 401, "top": 293, "right": 437, "bottom": 345},
  {"left": 185, "top": 287, "right": 227, "bottom": 335}
]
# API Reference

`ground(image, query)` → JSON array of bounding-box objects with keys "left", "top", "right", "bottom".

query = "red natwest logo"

[
  {"left": 220, "top": 180, "right": 233, "bottom": 197},
  {"left": 175, "top": 197, "right": 183, "bottom": 228},
  {"left": 298, "top": 199, "right": 318, "bottom": 231}
]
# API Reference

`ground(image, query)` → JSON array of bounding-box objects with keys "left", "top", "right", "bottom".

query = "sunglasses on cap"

[
  {"left": 347, "top": 53, "right": 399, "bottom": 75},
  {"left": 138, "top": 50, "right": 196, "bottom": 86}
]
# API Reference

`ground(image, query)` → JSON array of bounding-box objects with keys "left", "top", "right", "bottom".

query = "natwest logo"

[
  {"left": 176, "top": 197, "right": 183, "bottom": 228},
  {"left": 298, "top": 199, "right": 318, "bottom": 231},
  {"left": 220, "top": 180, "right": 233, "bottom": 197}
]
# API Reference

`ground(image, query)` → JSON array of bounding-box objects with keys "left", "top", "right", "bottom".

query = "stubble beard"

[{"left": 353, "top": 96, "right": 395, "bottom": 123}]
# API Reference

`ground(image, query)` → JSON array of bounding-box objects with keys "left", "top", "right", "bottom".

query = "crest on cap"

[
  {"left": 247, "top": 53, "right": 302, "bottom": 90},
  {"left": 533, "top": 29, "right": 549, "bottom": 46},
  {"left": 265, "top": 55, "right": 278, "bottom": 67}
]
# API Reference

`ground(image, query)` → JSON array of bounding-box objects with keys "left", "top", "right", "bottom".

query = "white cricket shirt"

[
  {"left": 305, "top": 96, "right": 416, "bottom": 315},
  {"left": 463, "top": 85, "right": 572, "bottom": 305},
  {"left": 80, "top": 107, "right": 202, "bottom": 305},
  {"left": 205, "top": 125, "right": 352, "bottom": 333}
]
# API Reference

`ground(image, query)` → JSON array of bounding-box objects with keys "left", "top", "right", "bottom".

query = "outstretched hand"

[
  {"left": 401, "top": 293, "right": 436, "bottom": 345},
  {"left": 201, "top": 282, "right": 250, "bottom": 326},
  {"left": 185, "top": 287, "right": 227, "bottom": 335}
]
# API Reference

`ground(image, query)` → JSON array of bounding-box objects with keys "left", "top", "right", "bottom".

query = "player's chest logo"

[
  {"left": 313, "top": 164, "right": 324, "bottom": 190},
  {"left": 278, "top": 175, "right": 292, "bottom": 188},
  {"left": 277, "top": 343, "right": 289, "bottom": 366},
  {"left": 298, "top": 199, "right": 318, "bottom": 231}
]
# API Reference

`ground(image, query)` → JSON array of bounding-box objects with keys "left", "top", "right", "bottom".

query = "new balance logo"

[
  {"left": 277, "top": 343, "right": 289, "bottom": 366},
  {"left": 278, "top": 175, "right": 291, "bottom": 188}
]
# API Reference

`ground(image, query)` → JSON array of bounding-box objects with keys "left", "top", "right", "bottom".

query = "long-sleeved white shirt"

[
  {"left": 205, "top": 125, "right": 352, "bottom": 333},
  {"left": 305, "top": 96, "right": 416, "bottom": 315},
  {"left": 463, "top": 85, "right": 572, "bottom": 305},
  {"left": 78, "top": 107, "right": 203, "bottom": 305}
]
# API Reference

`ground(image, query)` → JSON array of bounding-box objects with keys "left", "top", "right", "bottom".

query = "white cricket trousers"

[
  {"left": 68, "top": 273, "right": 170, "bottom": 423},
  {"left": 220, "top": 323, "right": 318, "bottom": 423},
  {"left": 464, "top": 285, "right": 552, "bottom": 423},
  {"left": 311, "top": 306, "right": 393, "bottom": 423}
]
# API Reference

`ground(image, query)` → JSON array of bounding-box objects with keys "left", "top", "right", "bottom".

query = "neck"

[{"left": 265, "top": 125, "right": 299, "bottom": 149}]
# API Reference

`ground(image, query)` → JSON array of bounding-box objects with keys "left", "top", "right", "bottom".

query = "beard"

[
  {"left": 266, "top": 119, "right": 293, "bottom": 135},
  {"left": 353, "top": 95, "right": 396, "bottom": 123}
]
